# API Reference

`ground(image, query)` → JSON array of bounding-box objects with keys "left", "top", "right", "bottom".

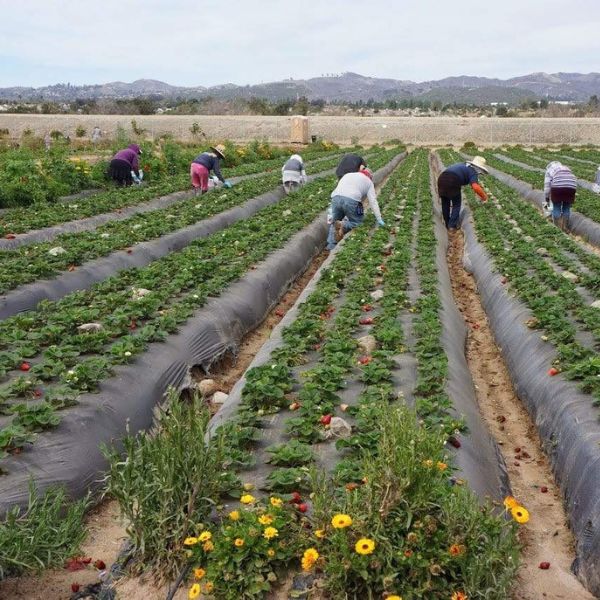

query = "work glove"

[
  {"left": 138, "top": 169, "right": 144, "bottom": 181},
  {"left": 223, "top": 180, "right": 233, "bottom": 189},
  {"left": 377, "top": 219, "right": 386, "bottom": 227},
  {"left": 130, "top": 171, "right": 141, "bottom": 185}
]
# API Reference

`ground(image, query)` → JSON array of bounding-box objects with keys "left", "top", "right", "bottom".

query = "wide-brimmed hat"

[
  {"left": 211, "top": 144, "right": 226, "bottom": 159},
  {"left": 466, "top": 156, "right": 489, "bottom": 174}
]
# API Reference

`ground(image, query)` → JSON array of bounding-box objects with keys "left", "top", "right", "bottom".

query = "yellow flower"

[
  {"left": 194, "top": 567, "right": 206, "bottom": 580},
  {"left": 355, "top": 538, "right": 376, "bottom": 555},
  {"left": 387, "top": 596, "right": 403, "bottom": 600},
  {"left": 315, "top": 529, "right": 325, "bottom": 539},
  {"left": 451, "top": 593, "right": 467, "bottom": 600},
  {"left": 270, "top": 496, "right": 283, "bottom": 507},
  {"left": 511, "top": 505, "right": 530, "bottom": 524},
  {"left": 203, "top": 540, "right": 214, "bottom": 552},
  {"left": 263, "top": 526, "right": 279, "bottom": 540},
  {"left": 204, "top": 581, "right": 214, "bottom": 593},
  {"left": 240, "top": 494, "right": 256, "bottom": 504},
  {"left": 258, "top": 514, "right": 274, "bottom": 525},
  {"left": 198, "top": 531, "right": 212, "bottom": 543},
  {"left": 437, "top": 461, "right": 448, "bottom": 471},
  {"left": 184, "top": 537, "right": 198, "bottom": 546},
  {"left": 267, "top": 548, "right": 276, "bottom": 557},
  {"left": 423, "top": 459, "right": 434, "bottom": 468},
  {"left": 234, "top": 538, "right": 245, "bottom": 547},
  {"left": 503, "top": 496, "right": 519, "bottom": 510},
  {"left": 301, "top": 547, "right": 319, "bottom": 571},
  {"left": 229, "top": 510, "right": 240, "bottom": 521},
  {"left": 188, "top": 583, "right": 201, "bottom": 599},
  {"left": 331, "top": 514, "right": 353, "bottom": 529}
]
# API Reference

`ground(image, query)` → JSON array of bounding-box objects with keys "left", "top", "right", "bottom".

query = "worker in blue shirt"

[{"left": 437, "top": 156, "right": 489, "bottom": 230}]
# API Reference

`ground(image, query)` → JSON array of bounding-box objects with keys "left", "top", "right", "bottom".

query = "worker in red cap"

[{"left": 326, "top": 166, "right": 384, "bottom": 249}]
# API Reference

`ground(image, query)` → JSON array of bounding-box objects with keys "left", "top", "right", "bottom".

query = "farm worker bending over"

[
  {"left": 437, "top": 156, "right": 488, "bottom": 230},
  {"left": 326, "top": 167, "right": 384, "bottom": 250},
  {"left": 190, "top": 144, "right": 232, "bottom": 194},
  {"left": 336, "top": 153, "right": 367, "bottom": 180},
  {"left": 544, "top": 161, "right": 577, "bottom": 231},
  {"left": 282, "top": 154, "right": 307, "bottom": 193},
  {"left": 108, "top": 144, "right": 143, "bottom": 186}
]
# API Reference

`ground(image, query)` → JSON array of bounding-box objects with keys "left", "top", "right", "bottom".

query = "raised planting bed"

[
  {"left": 0, "top": 150, "right": 406, "bottom": 514},
  {"left": 436, "top": 150, "right": 600, "bottom": 597},
  {"left": 0, "top": 146, "right": 350, "bottom": 238},
  {"left": 0, "top": 152, "right": 375, "bottom": 317},
  {"left": 167, "top": 149, "right": 520, "bottom": 599}
]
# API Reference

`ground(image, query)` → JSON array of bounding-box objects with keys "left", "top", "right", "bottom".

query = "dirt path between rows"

[
  {"left": 446, "top": 229, "right": 594, "bottom": 600},
  {"left": 0, "top": 250, "right": 328, "bottom": 600}
]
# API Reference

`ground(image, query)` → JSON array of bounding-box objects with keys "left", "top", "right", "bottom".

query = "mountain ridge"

[{"left": 2, "top": 72, "right": 599, "bottom": 104}]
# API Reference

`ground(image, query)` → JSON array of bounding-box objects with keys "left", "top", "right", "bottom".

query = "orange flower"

[
  {"left": 449, "top": 544, "right": 466, "bottom": 556},
  {"left": 301, "top": 548, "right": 319, "bottom": 571},
  {"left": 503, "top": 496, "right": 518, "bottom": 510},
  {"left": 451, "top": 592, "right": 467, "bottom": 600}
]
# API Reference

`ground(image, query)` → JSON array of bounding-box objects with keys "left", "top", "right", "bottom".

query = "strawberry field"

[{"left": 2, "top": 141, "right": 600, "bottom": 600}]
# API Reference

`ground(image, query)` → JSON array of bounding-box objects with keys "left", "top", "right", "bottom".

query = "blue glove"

[
  {"left": 377, "top": 219, "right": 386, "bottom": 227},
  {"left": 223, "top": 180, "right": 233, "bottom": 189}
]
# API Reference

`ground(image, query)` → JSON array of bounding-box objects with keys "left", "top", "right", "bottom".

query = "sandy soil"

[{"left": 446, "top": 229, "right": 594, "bottom": 600}]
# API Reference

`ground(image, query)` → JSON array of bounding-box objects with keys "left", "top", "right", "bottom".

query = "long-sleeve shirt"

[
  {"left": 331, "top": 172, "right": 382, "bottom": 223},
  {"left": 544, "top": 162, "right": 577, "bottom": 196},
  {"left": 335, "top": 153, "right": 366, "bottom": 178},
  {"left": 113, "top": 147, "right": 139, "bottom": 171},
  {"left": 192, "top": 152, "right": 224, "bottom": 182},
  {"left": 282, "top": 157, "right": 306, "bottom": 183},
  {"left": 443, "top": 163, "right": 479, "bottom": 186}
]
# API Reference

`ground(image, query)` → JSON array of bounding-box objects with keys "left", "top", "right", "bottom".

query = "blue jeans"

[
  {"left": 552, "top": 200, "right": 571, "bottom": 219},
  {"left": 441, "top": 194, "right": 461, "bottom": 229},
  {"left": 326, "top": 195, "right": 364, "bottom": 249}
]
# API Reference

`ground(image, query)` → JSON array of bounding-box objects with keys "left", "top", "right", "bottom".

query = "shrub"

[
  {"left": 0, "top": 483, "right": 89, "bottom": 579},
  {"left": 75, "top": 125, "right": 86, "bottom": 138}
]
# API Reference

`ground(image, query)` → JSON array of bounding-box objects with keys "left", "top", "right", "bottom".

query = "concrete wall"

[{"left": 1, "top": 114, "right": 600, "bottom": 146}]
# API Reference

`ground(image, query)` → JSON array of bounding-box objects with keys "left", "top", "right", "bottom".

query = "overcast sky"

[{"left": 1, "top": 0, "right": 599, "bottom": 88}]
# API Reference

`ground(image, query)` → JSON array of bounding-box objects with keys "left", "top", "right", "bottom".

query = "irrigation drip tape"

[
  {"left": 0, "top": 170, "right": 341, "bottom": 321},
  {"left": 429, "top": 154, "right": 510, "bottom": 502},
  {"left": 0, "top": 153, "right": 404, "bottom": 518},
  {"left": 435, "top": 152, "right": 600, "bottom": 596}
]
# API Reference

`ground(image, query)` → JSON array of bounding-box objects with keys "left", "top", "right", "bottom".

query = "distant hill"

[{"left": 2, "top": 72, "right": 600, "bottom": 105}]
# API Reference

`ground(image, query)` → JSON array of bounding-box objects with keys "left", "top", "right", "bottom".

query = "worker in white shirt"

[
  {"left": 282, "top": 154, "right": 307, "bottom": 193},
  {"left": 326, "top": 167, "right": 384, "bottom": 250}
]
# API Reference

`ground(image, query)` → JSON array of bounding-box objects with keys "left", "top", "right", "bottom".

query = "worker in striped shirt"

[{"left": 544, "top": 161, "right": 577, "bottom": 231}]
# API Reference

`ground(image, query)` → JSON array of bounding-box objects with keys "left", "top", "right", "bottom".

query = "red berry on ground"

[
  {"left": 541, "top": 486, "right": 548, "bottom": 493},
  {"left": 71, "top": 583, "right": 81, "bottom": 593},
  {"left": 19, "top": 362, "right": 30, "bottom": 371},
  {"left": 291, "top": 491, "right": 302, "bottom": 504},
  {"left": 548, "top": 367, "right": 559, "bottom": 376},
  {"left": 93, "top": 559, "right": 106, "bottom": 570},
  {"left": 539, "top": 562, "right": 551, "bottom": 570},
  {"left": 320, "top": 414, "right": 332, "bottom": 426},
  {"left": 297, "top": 503, "right": 308, "bottom": 513}
]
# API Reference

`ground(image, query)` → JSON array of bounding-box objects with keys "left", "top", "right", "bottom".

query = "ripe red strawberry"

[
  {"left": 291, "top": 491, "right": 302, "bottom": 504},
  {"left": 19, "top": 362, "right": 30, "bottom": 372},
  {"left": 548, "top": 367, "right": 559, "bottom": 376},
  {"left": 359, "top": 317, "right": 374, "bottom": 325},
  {"left": 34, "top": 389, "right": 43, "bottom": 398},
  {"left": 358, "top": 355, "right": 372, "bottom": 365},
  {"left": 448, "top": 436, "right": 461, "bottom": 449},
  {"left": 5, "top": 233, "right": 16, "bottom": 240},
  {"left": 289, "top": 402, "right": 300, "bottom": 411},
  {"left": 129, "top": 320, "right": 137, "bottom": 330},
  {"left": 93, "top": 559, "right": 106, "bottom": 570},
  {"left": 126, "top": 249, "right": 133, "bottom": 254},
  {"left": 540, "top": 486, "right": 548, "bottom": 493},
  {"left": 320, "top": 414, "right": 332, "bottom": 426},
  {"left": 71, "top": 582, "right": 81, "bottom": 593},
  {"left": 539, "top": 562, "right": 551, "bottom": 570},
  {"left": 361, "top": 304, "right": 373, "bottom": 312},
  {"left": 297, "top": 503, "right": 308, "bottom": 513}
]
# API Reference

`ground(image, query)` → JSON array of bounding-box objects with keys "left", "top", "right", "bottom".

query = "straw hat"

[
  {"left": 211, "top": 144, "right": 226, "bottom": 159},
  {"left": 466, "top": 156, "right": 489, "bottom": 174}
]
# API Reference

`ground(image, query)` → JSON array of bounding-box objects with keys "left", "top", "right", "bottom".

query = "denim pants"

[
  {"left": 552, "top": 200, "right": 571, "bottom": 219},
  {"left": 441, "top": 194, "right": 461, "bottom": 228},
  {"left": 326, "top": 195, "right": 364, "bottom": 249}
]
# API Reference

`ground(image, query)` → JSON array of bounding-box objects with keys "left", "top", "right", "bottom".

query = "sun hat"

[
  {"left": 211, "top": 144, "right": 226, "bottom": 159},
  {"left": 466, "top": 156, "right": 489, "bottom": 174}
]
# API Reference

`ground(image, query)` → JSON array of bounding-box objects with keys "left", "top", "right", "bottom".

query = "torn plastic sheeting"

[
  {"left": 461, "top": 206, "right": 600, "bottom": 597},
  {"left": 0, "top": 154, "right": 405, "bottom": 321},
  {"left": 0, "top": 210, "right": 329, "bottom": 516},
  {"left": 0, "top": 163, "right": 338, "bottom": 251},
  {"left": 429, "top": 153, "right": 510, "bottom": 502}
]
